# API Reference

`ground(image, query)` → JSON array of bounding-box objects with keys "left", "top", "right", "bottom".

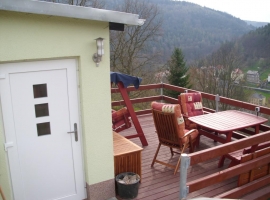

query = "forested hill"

[
  {"left": 147, "top": 0, "right": 255, "bottom": 63},
  {"left": 197, "top": 23, "right": 270, "bottom": 81},
  {"left": 240, "top": 23, "right": 270, "bottom": 60},
  {"left": 41, "top": 0, "right": 257, "bottom": 65},
  {"left": 245, "top": 21, "right": 269, "bottom": 28},
  {"left": 238, "top": 23, "right": 270, "bottom": 76}
]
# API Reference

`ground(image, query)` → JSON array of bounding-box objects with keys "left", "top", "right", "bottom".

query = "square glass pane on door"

[
  {"left": 36, "top": 122, "right": 51, "bottom": 136},
  {"left": 33, "top": 84, "right": 47, "bottom": 98},
  {"left": 35, "top": 103, "right": 49, "bottom": 117}
]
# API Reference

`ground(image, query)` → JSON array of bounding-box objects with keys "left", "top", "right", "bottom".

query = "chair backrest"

[
  {"left": 151, "top": 102, "right": 187, "bottom": 144},
  {"left": 112, "top": 107, "right": 129, "bottom": 122},
  {"left": 178, "top": 92, "right": 204, "bottom": 117},
  {"left": 112, "top": 107, "right": 131, "bottom": 132}
]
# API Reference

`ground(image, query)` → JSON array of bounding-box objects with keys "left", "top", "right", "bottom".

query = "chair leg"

[
  {"left": 174, "top": 143, "right": 188, "bottom": 175},
  {"left": 193, "top": 136, "right": 200, "bottom": 152},
  {"left": 189, "top": 140, "right": 194, "bottom": 153},
  {"left": 151, "top": 143, "right": 162, "bottom": 167},
  {"left": 174, "top": 157, "right": 181, "bottom": 175},
  {"left": 196, "top": 134, "right": 201, "bottom": 147},
  {"left": 170, "top": 147, "right": 174, "bottom": 157}
]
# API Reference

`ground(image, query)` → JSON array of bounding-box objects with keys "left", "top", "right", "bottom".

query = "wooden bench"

[
  {"left": 224, "top": 141, "right": 270, "bottom": 168},
  {"left": 238, "top": 145, "right": 270, "bottom": 186},
  {"left": 113, "top": 132, "right": 143, "bottom": 181}
]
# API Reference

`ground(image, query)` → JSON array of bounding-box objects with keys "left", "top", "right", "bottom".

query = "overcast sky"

[{"left": 180, "top": 0, "right": 270, "bottom": 22}]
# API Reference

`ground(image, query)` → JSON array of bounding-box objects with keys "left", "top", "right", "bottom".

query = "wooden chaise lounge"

[
  {"left": 237, "top": 145, "right": 270, "bottom": 187},
  {"left": 223, "top": 141, "right": 270, "bottom": 168}
]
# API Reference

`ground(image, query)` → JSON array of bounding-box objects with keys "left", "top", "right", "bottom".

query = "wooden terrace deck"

[{"left": 117, "top": 114, "right": 270, "bottom": 200}]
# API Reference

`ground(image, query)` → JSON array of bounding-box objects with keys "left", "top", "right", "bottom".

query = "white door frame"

[{"left": 0, "top": 59, "right": 86, "bottom": 199}]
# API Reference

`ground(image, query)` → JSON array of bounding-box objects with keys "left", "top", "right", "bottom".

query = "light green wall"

[{"left": 0, "top": 11, "right": 114, "bottom": 198}]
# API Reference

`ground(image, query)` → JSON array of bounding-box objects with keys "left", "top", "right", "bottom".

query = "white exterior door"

[{"left": 0, "top": 59, "right": 85, "bottom": 200}]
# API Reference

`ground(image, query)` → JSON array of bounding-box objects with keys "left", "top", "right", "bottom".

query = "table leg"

[
  {"left": 214, "top": 131, "right": 218, "bottom": 142},
  {"left": 250, "top": 125, "right": 259, "bottom": 152},
  {"left": 226, "top": 131, "right": 233, "bottom": 143},
  {"left": 218, "top": 131, "right": 232, "bottom": 168}
]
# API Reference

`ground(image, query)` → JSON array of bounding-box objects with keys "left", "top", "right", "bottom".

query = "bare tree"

[
  {"left": 190, "top": 41, "right": 251, "bottom": 110},
  {"left": 110, "top": 0, "right": 163, "bottom": 84}
]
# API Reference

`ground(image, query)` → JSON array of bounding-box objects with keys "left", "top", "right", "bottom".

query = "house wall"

[
  {"left": 247, "top": 73, "right": 260, "bottom": 84},
  {"left": 250, "top": 97, "right": 266, "bottom": 106},
  {"left": 0, "top": 11, "right": 114, "bottom": 199}
]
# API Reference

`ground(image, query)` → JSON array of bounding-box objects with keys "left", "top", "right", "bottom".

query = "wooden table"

[
  {"left": 113, "top": 132, "right": 143, "bottom": 181},
  {"left": 188, "top": 110, "right": 268, "bottom": 167},
  {"left": 189, "top": 110, "right": 268, "bottom": 143}
]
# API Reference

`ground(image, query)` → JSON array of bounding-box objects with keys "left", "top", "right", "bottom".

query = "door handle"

[{"left": 67, "top": 123, "right": 78, "bottom": 142}]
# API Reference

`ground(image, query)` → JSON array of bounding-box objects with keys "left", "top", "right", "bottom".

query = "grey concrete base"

[{"left": 86, "top": 179, "right": 115, "bottom": 200}]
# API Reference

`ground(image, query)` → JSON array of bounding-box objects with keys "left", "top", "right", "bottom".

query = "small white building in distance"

[
  {"left": 231, "top": 68, "right": 244, "bottom": 84},
  {"left": 246, "top": 70, "right": 260, "bottom": 84}
]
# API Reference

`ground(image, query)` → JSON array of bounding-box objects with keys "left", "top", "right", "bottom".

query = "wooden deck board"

[{"left": 116, "top": 114, "right": 270, "bottom": 199}]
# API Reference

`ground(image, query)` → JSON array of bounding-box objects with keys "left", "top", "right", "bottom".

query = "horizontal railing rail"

[
  {"left": 111, "top": 83, "right": 270, "bottom": 116},
  {"left": 188, "top": 131, "right": 270, "bottom": 165},
  {"left": 180, "top": 131, "right": 270, "bottom": 199}
]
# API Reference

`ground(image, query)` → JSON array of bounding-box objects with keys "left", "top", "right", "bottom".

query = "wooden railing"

[
  {"left": 112, "top": 83, "right": 270, "bottom": 198},
  {"left": 111, "top": 83, "right": 270, "bottom": 117},
  {"left": 180, "top": 131, "right": 270, "bottom": 199}
]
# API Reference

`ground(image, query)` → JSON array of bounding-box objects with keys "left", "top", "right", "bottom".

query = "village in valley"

[{"left": 231, "top": 68, "right": 270, "bottom": 106}]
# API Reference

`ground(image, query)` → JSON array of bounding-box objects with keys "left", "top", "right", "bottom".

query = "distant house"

[
  {"left": 231, "top": 68, "right": 244, "bottom": 84},
  {"left": 246, "top": 70, "right": 260, "bottom": 84},
  {"left": 214, "top": 65, "right": 225, "bottom": 77},
  {"left": 250, "top": 93, "right": 266, "bottom": 106}
]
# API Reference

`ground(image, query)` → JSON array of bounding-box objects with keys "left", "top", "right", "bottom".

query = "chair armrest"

[
  {"left": 203, "top": 111, "right": 211, "bottom": 114},
  {"left": 182, "top": 114, "right": 189, "bottom": 119},
  {"left": 181, "top": 129, "right": 197, "bottom": 139},
  {"left": 182, "top": 114, "right": 189, "bottom": 122}
]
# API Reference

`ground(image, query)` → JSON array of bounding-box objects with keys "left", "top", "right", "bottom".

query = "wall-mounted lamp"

[{"left": 92, "top": 37, "right": 104, "bottom": 67}]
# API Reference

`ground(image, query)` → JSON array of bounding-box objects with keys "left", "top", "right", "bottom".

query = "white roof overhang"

[{"left": 0, "top": 0, "right": 145, "bottom": 26}]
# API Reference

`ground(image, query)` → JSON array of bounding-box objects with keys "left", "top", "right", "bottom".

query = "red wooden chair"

[
  {"left": 151, "top": 102, "right": 199, "bottom": 175},
  {"left": 112, "top": 107, "right": 131, "bottom": 132},
  {"left": 179, "top": 92, "right": 218, "bottom": 144},
  {"left": 178, "top": 92, "right": 204, "bottom": 129}
]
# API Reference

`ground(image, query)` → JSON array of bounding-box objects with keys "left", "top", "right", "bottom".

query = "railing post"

[
  {"left": 215, "top": 94, "right": 220, "bottom": 112},
  {"left": 160, "top": 82, "right": 163, "bottom": 96},
  {"left": 160, "top": 82, "right": 164, "bottom": 103},
  {"left": 255, "top": 106, "right": 260, "bottom": 116},
  {"left": 179, "top": 154, "right": 190, "bottom": 200}
]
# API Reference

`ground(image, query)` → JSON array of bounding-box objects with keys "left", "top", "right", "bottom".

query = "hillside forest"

[{"left": 42, "top": 0, "right": 270, "bottom": 107}]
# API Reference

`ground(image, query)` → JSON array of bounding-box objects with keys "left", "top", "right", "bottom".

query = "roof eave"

[{"left": 0, "top": 0, "right": 145, "bottom": 26}]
